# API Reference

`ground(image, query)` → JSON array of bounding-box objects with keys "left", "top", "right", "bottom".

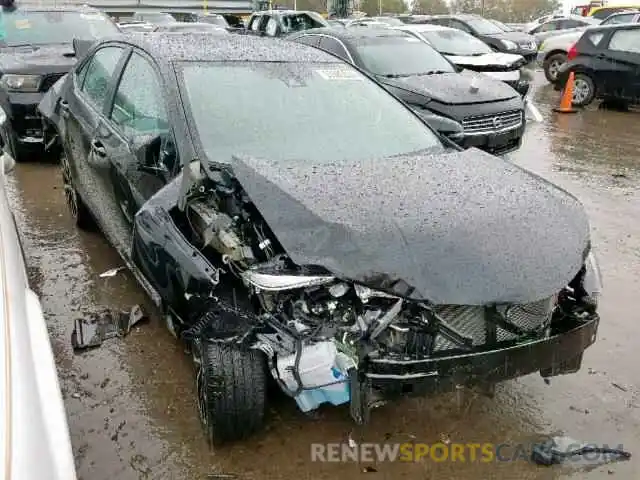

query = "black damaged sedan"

[{"left": 39, "top": 32, "right": 602, "bottom": 445}]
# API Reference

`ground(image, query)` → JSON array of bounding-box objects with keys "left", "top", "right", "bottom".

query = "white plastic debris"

[
  {"left": 526, "top": 100, "right": 544, "bottom": 123},
  {"left": 99, "top": 266, "right": 125, "bottom": 278}
]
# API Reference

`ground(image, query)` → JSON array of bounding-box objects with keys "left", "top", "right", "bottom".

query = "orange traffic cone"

[{"left": 554, "top": 71, "right": 578, "bottom": 114}]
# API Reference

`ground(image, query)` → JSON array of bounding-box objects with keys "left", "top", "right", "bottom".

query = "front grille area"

[
  {"left": 11, "top": 103, "right": 43, "bottom": 138},
  {"left": 462, "top": 110, "right": 523, "bottom": 134},
  {"left": 40, "top": 73, "right": 66, "bottom": 92},
  {"left": 432, "top": 296, "right": 555, "bottom": 352}
]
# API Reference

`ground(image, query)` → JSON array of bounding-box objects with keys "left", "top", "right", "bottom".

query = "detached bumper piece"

[{"left": 349, "top": 302, "right": 599, "bottom": 424}]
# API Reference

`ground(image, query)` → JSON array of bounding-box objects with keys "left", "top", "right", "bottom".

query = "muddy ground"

[{"left": 6, "top": 70, "right": 640, "bottom": 479}]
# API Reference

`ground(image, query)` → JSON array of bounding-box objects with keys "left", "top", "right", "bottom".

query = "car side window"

[
  {"left": 318, "top": 37, "right": 350, "bottom": 61},
  {"left": 249, "top": 15, "right": 261, "bottom": 31},
  {"left": 450, "top": 20, "right": 472, "bottom": 34},
  {"left": 536, "top": 20, "right": 560, "bottom": 32},
  {"left": 79, "top": 46, "right": 124, "bottom": 112},
  {"left": 109, "top": 52, "right": 169, "bottom": 140},
  {"left": 564, "top": 19, "right": 588, "bottom": 28},
  {"left": 586, "top": 32, "right": 605, "bottom": 46},
  {"left": 265, "top": 17, "right": 278, "bottom": 36},
  {"left": 608, "top": 28, "right": 640, "bottom": 53},
  {"left": 256, "top": 15, "right": 271, "bottom": 33},
  {"left": 295, "top": 35, "right": 320, "bottom": 47}
]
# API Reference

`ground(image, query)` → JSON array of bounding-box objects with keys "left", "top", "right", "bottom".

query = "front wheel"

[
  {"left": 194, "top": 339, "right": 267, "bottom": 445},
  {"left": 572, "top": 73, "right": 596, "bottom": 107}
]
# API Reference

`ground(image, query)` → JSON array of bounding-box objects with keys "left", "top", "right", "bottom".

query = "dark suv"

[
  {"left": 0, "top": 6, "right": 119, "bottom": 162},
  {"left": 555, "top": 23, "right": 640, "bottom": 107}
]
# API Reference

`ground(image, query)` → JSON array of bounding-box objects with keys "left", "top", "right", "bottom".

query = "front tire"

[
  {"left": 195, "top": 340, "right": 267, "bottom": 445},
  {"left": 572, "top": 73, "right": 596, "bottom": 107},
  {"left": 543, "top": 53, "right": 567, "bottom": 83}
]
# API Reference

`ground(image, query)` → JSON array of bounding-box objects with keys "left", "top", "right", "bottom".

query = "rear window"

[{"left": 0, "top": 10, "right": 119, "bottom": 46}]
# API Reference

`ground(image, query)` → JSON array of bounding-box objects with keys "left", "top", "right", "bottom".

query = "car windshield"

[
  {"left": 0, "top": 10, "right": 119, "bottom": 46},
  {"left": 418, "top": 28, "right": 492, "bottom": 55},
  {"left": 466, "top": 17, "right": 505, "bottom": 34},
  {"left": 355, "top": 35, "right": 455, "bottom": 76},
  {"left": 178, "top": 61, "right": 444, "bottom": 164}
]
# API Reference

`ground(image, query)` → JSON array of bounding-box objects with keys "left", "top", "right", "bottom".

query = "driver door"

[{"left": 96, "top": 50, "right": 175, "bottom": 223}]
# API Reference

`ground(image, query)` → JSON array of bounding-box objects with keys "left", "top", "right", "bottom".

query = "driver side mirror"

[{"left": 135, "top": 134, "right": 172, "bottom": 176}]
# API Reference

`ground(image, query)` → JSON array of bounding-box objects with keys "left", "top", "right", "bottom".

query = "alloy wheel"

[
  {"left": 573, "top": 78, "right": 592, "bottom": 105},
  {"left": 548, "top": 59, "right": 562, "bottom": 81},
  {"left": 61, "top": 154, "right": 78, "bottom": 220}
]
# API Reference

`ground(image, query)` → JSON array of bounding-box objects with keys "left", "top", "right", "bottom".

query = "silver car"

[
  {"left": 0, "top": 128, "right": 77, "bottom": 477},
  {"left": 527, "top": 15, "right": 600, "bottom": 43}
]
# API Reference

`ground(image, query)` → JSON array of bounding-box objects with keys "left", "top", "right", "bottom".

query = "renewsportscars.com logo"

[{"left": 310, "top": 442, "right": 627, "bottom": 463}]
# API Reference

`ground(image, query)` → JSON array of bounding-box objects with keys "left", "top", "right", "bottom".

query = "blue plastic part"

[{"left": 294, "top": 382, "right": 351, "bottom": 412}]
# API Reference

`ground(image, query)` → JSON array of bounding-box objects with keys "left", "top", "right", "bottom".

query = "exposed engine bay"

[{"left": 176, "top": 173, "right": 600, "bottom": 417}]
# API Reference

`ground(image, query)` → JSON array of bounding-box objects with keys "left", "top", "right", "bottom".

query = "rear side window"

[
  {"left": 80, "top": 46, "right": 124, "bottom": 111},
  {"left": 608, "top": 28, "right": 640, "bottom": 53},
  {"left": 585, "top": 31, "right": 605, "bottom": 46}
]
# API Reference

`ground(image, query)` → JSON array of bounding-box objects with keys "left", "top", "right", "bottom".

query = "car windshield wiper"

[
  {"left": 4, "top": 43, "right": 38, "bottom": 49},
  {"left": 412, "top": 70, "right": 450, "bottom": 76},
  {"left": 382, "top": 71, "right": 449, "bottom": 78}
]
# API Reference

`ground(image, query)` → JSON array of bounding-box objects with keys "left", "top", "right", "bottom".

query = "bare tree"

[
  {"left": 450, "top": 0, "right": 560, "bottom": 22},
  {"left": 360, "top": 0, "right": 407, "bottom": 15},
  {"left": 412, "top": 0, "right": 449, "bottom": 14}
]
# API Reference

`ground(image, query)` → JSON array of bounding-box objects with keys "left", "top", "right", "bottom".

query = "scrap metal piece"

[{"left": 71, "top": 305, "right": 147, "bottom": 351}]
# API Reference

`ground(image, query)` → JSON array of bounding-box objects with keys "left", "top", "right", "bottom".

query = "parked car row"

[{"left": 35, "top": 29, "right": 602, "bottom": 448}]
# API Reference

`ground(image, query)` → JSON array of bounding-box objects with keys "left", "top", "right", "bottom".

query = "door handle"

[
  {"left": 59, "top": 100, "right": 69, "bottom": 118},
  {"left": 90, "top": 140, "right": 106, "bottom": 157}
]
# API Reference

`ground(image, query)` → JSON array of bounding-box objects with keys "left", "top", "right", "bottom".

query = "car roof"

[
  {"left": 580, "top": 21, "right": 640, "bottom": 31},
  {"left": 605, "top": 9, "right": 640, "bottom": 16},
  {"left": 106, "top": 32, "right": 340, "bottom": 64},
  {"left": 291, "top": 27, "right": 411, "bottom": 41}
]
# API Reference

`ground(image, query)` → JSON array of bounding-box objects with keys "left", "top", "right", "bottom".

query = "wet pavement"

[{"left": 6, "top": 70, "right": 640, "bottom": 479}]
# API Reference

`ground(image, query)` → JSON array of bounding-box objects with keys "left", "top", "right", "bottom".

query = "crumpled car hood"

[
  {"left": 229, "top": 149, "right": 591, "bottom": 306},
  {"left": 378, "top": 71, "right": 518, "bottom": 105}
]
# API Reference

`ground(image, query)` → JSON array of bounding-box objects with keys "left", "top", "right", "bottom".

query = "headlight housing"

[
  {"left": 583, "top": 250, "right": 602, "bottom": 300},
  {"left": 0, "top": 74, "right": 42, "bottom": 92},
  {"left": 501, "top": 39, "right": 518, "bottom": 51},
  {"left": 410, "top": 105, "right": 464, "bottom": 137},
  {"left": 241, "top": 270, "right": 335, "bottom": 291}
]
